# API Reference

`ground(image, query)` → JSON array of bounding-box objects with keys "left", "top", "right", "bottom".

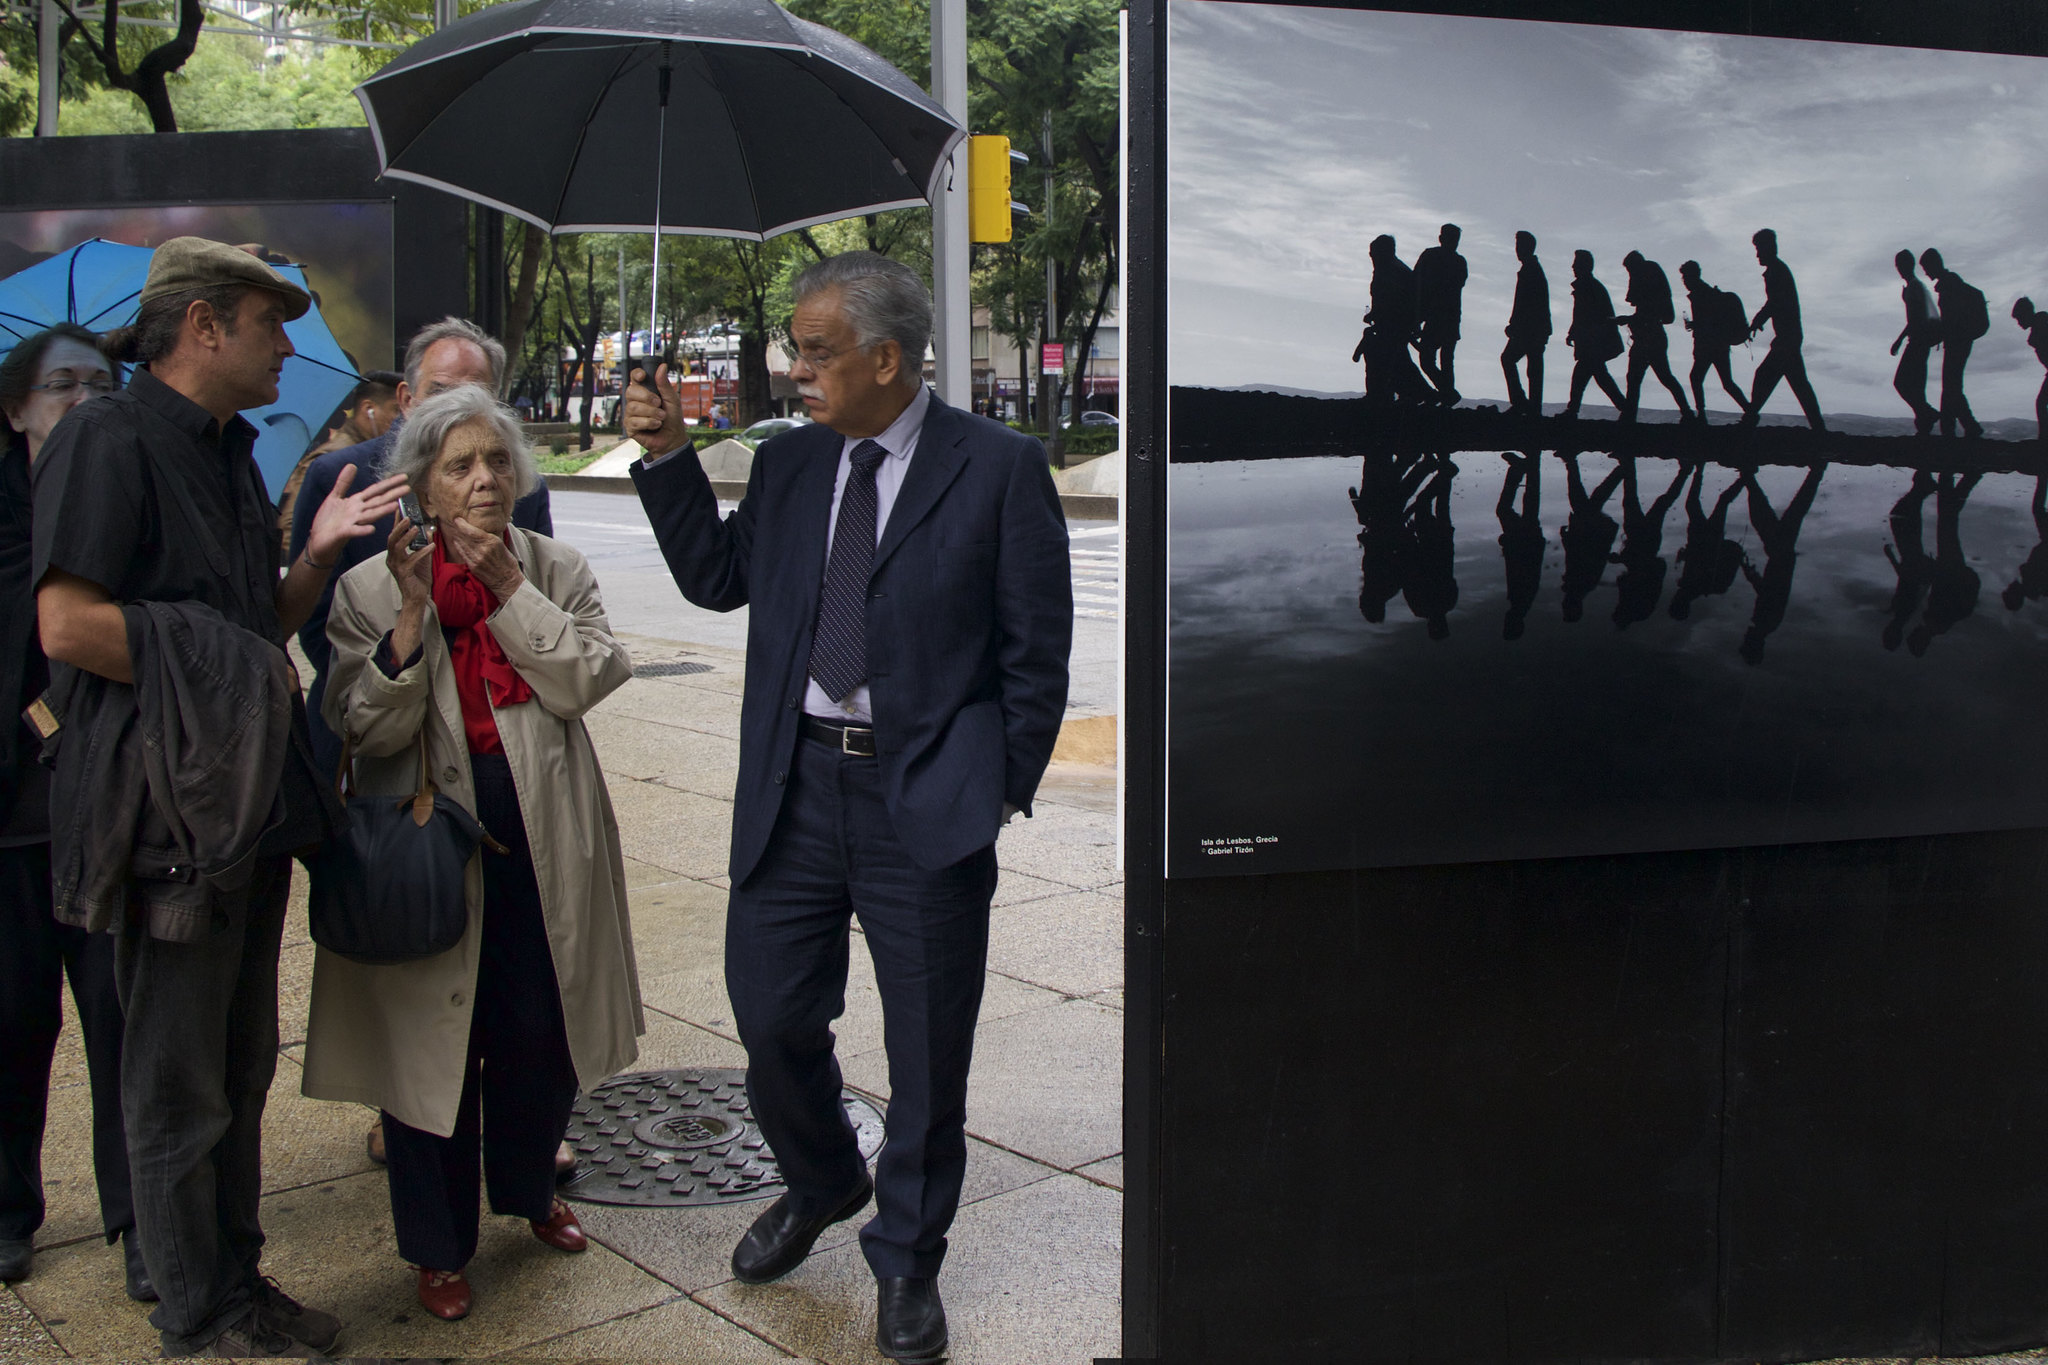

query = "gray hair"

[
  {"left": 389, "top": 384, "right": 537, "bottom": 507},
  {"left": 403, "top": 316, "right": 506, "bottom": 395},
  {"left": 791, "top": 251, "right": 930, "bottom": 390}
]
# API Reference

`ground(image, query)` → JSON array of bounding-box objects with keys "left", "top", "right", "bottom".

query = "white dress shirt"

[{"left": 801, "top": 383, "right": 930, "bottom": 724}]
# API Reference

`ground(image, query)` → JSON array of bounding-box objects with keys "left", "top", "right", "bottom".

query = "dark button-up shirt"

[{"left": 32, "top": 366, "right": 333, "bottom": 856}]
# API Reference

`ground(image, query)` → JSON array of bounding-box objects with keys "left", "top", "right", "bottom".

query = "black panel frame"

[
  {"left": 1125, "top": 0, "right": 2048, "bottom": 1360},
  {"left": 0, "top": 128, "right": 467, "bottom": 366}
]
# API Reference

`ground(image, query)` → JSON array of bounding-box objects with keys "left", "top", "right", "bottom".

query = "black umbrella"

[{"left": 355, "top": 0, "right": 964, "bottom": 343}]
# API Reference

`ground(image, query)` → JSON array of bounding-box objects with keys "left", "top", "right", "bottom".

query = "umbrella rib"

[
  {"left": 688, "top": 43, "right": 770, "bottom": 237},
  {"left": 549, "top": 45, "right": 644, "bottom": 231}
]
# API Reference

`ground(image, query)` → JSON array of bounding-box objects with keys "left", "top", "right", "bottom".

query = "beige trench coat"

[{"left": 301, "top": 528, "right": 644, "bottom": 1137}]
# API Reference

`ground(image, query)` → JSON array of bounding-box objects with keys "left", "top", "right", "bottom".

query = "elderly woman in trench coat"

[{"left": 303, "top": 384, "right": 642, "bottom": 1322}]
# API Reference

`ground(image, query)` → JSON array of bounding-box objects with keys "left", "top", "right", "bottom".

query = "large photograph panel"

[{"left": 1166, "top": 2, "right": 2048, "bottom": 877}]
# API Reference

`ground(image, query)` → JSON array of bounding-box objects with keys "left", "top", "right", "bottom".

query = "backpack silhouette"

[
  {"left": 1946, "top": 277, "right": 1990, "bottom": 341},
  {"left": 1700, "top": 287, "right": 1748, "bottom": 348}
]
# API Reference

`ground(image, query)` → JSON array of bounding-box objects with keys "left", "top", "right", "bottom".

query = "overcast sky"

[{"left": 1167, "top": 2, "right": 2048, "bottom": 420}]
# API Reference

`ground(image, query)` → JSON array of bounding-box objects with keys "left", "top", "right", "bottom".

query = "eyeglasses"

[
  {"left": 30, "top": 377, "right": 117, "bottom": 397},
  {"left": 779, "top": 339, "right": 844, "bottom": 370}
]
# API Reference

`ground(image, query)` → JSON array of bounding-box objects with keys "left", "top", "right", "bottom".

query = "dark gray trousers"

[
  {"left": 115, "top": 856, "right": 289, "bottom": 1353},
  {"left": 0, "top": 841, "right": 133, "bottom": 1245}
]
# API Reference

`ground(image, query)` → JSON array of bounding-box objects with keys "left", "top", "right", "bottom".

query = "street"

[{"left": 547, "top": 488, "right": 1122, "bottom": 716}]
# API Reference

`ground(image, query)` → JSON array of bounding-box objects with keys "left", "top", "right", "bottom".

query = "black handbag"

[{"left": 307, "top": 728, "right": 501, "bottom": 966}]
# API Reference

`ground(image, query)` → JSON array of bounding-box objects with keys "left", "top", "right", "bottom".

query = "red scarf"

[{"left": 431, "top": 537, "right": 532, "bottom": 755}]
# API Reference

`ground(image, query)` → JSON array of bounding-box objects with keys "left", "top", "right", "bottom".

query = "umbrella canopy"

[
  {"left": 354, "top": 0, "right": 965, "bottom": 240},
  {"left": 0, "top": 239, "right": 365, "bottom": 499}
]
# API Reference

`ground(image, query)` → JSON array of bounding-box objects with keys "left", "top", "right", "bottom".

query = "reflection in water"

[
  {"left": 1670, "top": 464, "right": 1746, "bottom": 620},
  {"left": 1497, "top": 452, "right": 1545, "bottom": 640},
  {"left": 1739, "top": 463, "right": 1827, "bottom": 664},
  {"left": 2003, "top": 475, "right": 2048, "bottom": 613},
  {"left": 1338, "top": 449, "right": 2029, "bottom": 662},
  {"left": 1559, "top": 451, "right": 1623, "bottom": 622},
  {"left": 1910, "top": 471, "right": 1983, "bottom": 656},
  {"left": 1611, "top": 457, "right": 1690, "bottom": 628}
]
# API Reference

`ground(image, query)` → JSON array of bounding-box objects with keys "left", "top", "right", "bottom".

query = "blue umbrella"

[{"left": 0, "top": 238, "right": 364, "bottom": 499}]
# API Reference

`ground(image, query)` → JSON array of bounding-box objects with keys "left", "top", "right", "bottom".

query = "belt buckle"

[{"left": 842, "top": 726, "right": 873, "bottom": 756}]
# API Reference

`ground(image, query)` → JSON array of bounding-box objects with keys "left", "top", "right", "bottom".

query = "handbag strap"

[{"left": 410, "top": 727, "right": 436, "bottom": 828}]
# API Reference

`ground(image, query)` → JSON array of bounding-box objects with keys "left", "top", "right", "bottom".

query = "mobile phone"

[{"left": 397, "top": 493, "right": 432, "bottom": 551}]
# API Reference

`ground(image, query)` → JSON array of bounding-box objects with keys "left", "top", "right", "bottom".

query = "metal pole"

[
  {"left": 36, "top": 0, "right": 58, "bottom": 135},
  {"left": 433, "top": 0, "right": 455, "bottom": 30},
  {"left": 929, "top": 0, "right": 968, "bottom": 405},
  {"left": 1043, "top": 108, "right": 1063, "bottom": 462}
]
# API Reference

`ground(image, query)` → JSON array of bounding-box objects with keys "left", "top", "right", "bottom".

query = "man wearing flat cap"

[{"left": 32, "top": 238, "right": 405, "bottom": 1359}]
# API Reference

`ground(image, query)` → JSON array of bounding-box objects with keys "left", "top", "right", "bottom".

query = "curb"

[{"left": 549, "top": 474, "right": 1120, "bottom": 523}]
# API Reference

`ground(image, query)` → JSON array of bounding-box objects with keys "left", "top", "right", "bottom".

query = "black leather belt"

[{"left": 800, "top": 714, "right": 877, "bottom": 757}]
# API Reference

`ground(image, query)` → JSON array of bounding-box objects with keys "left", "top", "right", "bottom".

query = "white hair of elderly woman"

[{"left": 387, "top": 383, "right": 537, "bottom": 507}]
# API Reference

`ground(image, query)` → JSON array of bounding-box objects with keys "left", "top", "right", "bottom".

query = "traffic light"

[{"left": 969, "top": 134, "right": 1018, "bottom": 243}]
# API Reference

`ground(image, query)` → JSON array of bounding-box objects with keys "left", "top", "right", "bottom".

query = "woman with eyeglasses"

[{"left": 0, "top": 325, "right": 151, "bottom": 1302}]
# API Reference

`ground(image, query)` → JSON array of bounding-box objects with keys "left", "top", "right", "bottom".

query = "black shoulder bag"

[{"left": 307, "top": 727, "right": 502, "bottom": 965}]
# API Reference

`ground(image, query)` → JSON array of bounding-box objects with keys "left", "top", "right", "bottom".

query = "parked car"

[
  {"left": 738, "top": 416, "right": 809, "bottom": 449},
  {"left": 1074, "top": 410, "right": 1120, "bottom": 428}
]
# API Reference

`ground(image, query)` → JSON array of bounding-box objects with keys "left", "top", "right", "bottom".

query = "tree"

[{"left": 52, "top": 0, "right": 203, "bottom": 132}]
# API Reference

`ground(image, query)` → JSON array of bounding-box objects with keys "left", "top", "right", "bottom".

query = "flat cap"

[{"left": 140, "top": 237, "right": 311, "bottom": 320}]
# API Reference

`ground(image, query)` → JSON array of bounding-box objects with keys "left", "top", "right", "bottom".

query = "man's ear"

[
  {"left": 871, "top": 339, "right": 904, "bottom": 389},
  {"left": 393, "top": 381, "right": 414, "bottom": 414},
  {"left": 185, "top": 298, "right": 224, "bottom": 349}
]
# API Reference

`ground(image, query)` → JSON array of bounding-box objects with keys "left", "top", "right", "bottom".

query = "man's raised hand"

[
  {"left": 308, "top": 463, "right": 409, "bottom": 566},
  {"left": 624, "top": 364, "right": 688, "bottom": 458}
]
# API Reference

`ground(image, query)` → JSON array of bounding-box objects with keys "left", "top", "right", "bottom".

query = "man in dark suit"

[
  {"left": 288, "top": 316, "right": 552, "bottom": 775},
  {"left": 623, "top": 251, "right": 1072, "bottom": 1365}
]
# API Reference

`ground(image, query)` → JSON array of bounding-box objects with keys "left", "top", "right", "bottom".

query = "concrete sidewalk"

[{"left": 0, "top": 631, "right": 1123, "bottom": 1363}]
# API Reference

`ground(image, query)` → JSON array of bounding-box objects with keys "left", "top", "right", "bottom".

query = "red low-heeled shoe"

[
  {"left": 531, "top": 1197, "right": 587, "bottom": 1253},
  {"left": 415, "top": 1267, "right": 471, "bottom": 1321}
]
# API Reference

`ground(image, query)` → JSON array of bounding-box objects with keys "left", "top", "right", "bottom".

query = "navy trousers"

[
  {"left": 381, "top": 752, "right": 576, "bottom": 1272},
  {"left": 0, "top": 841, "right": 133, "bottom": 1245},
  {"left": 727, "top": 730, "right": 995, "bottom": 1280}
]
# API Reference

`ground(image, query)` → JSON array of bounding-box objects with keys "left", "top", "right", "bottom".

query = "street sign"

[{"left": 1041, "top": 342, "right": 1065, "bottom": 375}]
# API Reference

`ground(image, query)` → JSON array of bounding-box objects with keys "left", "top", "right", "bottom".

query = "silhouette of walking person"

[
  {"left": 1350, "top": 451, "right": 1431, "bottom": 623},
  {"left": 1677, "top": 261, "right": 1752, "bottom": 424},
  {"left": 1501, "top": 231, "right": 1551, "bottom": 416},
  {"left": 1737, "top": 463, "right": 1827, "bottom": 664},
  {"left": 1562, "top": 251, "right": 1627, "bottom": 420},
  {"left": 1669, "top": 462, "right": 1746, "bottom": 620},
  {"left": 1881, "top": 470, "right": 1937, "bottom": 651},
  {"left": 1908, "top": 471, "right": 1983, "bottom": 655},
  {"left": 1920, "top": 249, "right": 1988, "bottom": 439},
  {"left": 1400, "top": 455, "right": 1459, "bottom": 639},
  {"left": 2015, "top": 297, "right": 2048, "bottom": 442},
  {"left": 2001, "top": 473, "right": 2048, "bottom": 612},
  {"left": 1354, "top": 234, "right": 1434, "bottom": 407},
  {"left": 1614, "top": 253, "right": 1697, "bottom": 425},
  {"left": 1558, "top": 451, "right": 1624, "bottom": 621},
  {"left": 1609, "top": 457, "right": 1690, "bottom": 628},
  {"left": 1414, "top": 225, "right": 1469, "bottom": 407},
  {"left": 1888, "top": 250, "right": 1942, "bottom": 435},
  {"left": 1738, "top": 229, "right": 1827, "bottom": 431},
  {"left": 1496, "top": 451, "right": 1545, "bottom": 640}
]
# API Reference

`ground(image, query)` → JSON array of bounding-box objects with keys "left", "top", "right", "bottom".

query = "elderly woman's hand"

[
  {"left": 441, "top": 515, "right": 526, "bottom": 603},
  {"left": 385, "top": 515, "right": 434, "bottom": 664}
]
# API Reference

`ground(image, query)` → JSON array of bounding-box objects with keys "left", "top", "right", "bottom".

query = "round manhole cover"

[{"left": 560, "top": 1067, "right": 885, "bottom": 1208}]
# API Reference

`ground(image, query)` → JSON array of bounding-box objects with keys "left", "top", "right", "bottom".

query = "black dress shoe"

[
  {"left": 730, "top": 1175, "right": 872, "bottom": 1284},
  {"left": 121, "top": 1229, "right": 157, "bottom": 1302},
  {"left": 0, "top": 1236, "right": 30, "bottom": 1283},
  {"left": 875, "top": 1276, "right": 947, "bottom": 1363}
]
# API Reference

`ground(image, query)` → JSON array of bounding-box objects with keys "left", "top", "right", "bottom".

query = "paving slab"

[
  {"left": 605, "top": 778, "right": 733, "bottom": 882},
  {"left": 1075, "top": 1155, "right": 1124, "bottom": 1191},
  {"left": 0, "top": 1287, "right": 62, "bottom": 1358},
  {"left": 697, "top": 1174, "right": 1119, "bottom": 1365},
  {"left": 987, "top": 890, "right": 1124, "bottom": 999},
  {"left": 490, "top": 1295, "right": 800, "bottom": 1361},
  {"left": 596, "top": 679, "right": 745, "bottom": 741},
  {"left": 990, "top": 868, "right": 1076, "bottom": 909},
  {"left": 621, "top": 855, "right": 685, "bottom": 890},
  {"left": 585, "top": 709, "right": 741, "bottom": 792},
  {"left": 623, "top": 877, "right": 730, "bottom": 986},
  {"left": 622, "top": 1009, "right": 751, "bottom": 1073},
  {"left": 843, "top": 999, "right": 1122, "bottom": 1173},
  {"left": 574, "top": 1136, "right": 1052, "bottom": 1299},
  {"left": 993, "top": 802, "right": 1120, "bottom": 893}
]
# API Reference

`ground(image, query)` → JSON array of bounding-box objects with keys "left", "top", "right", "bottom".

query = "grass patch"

[{"left": 535, "top": 446, "right": 604, "bottom": 475}]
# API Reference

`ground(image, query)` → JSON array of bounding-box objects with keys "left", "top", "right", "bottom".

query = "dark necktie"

[{"left": 807, "top": 439, "right": 889, "bottom": 703}]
